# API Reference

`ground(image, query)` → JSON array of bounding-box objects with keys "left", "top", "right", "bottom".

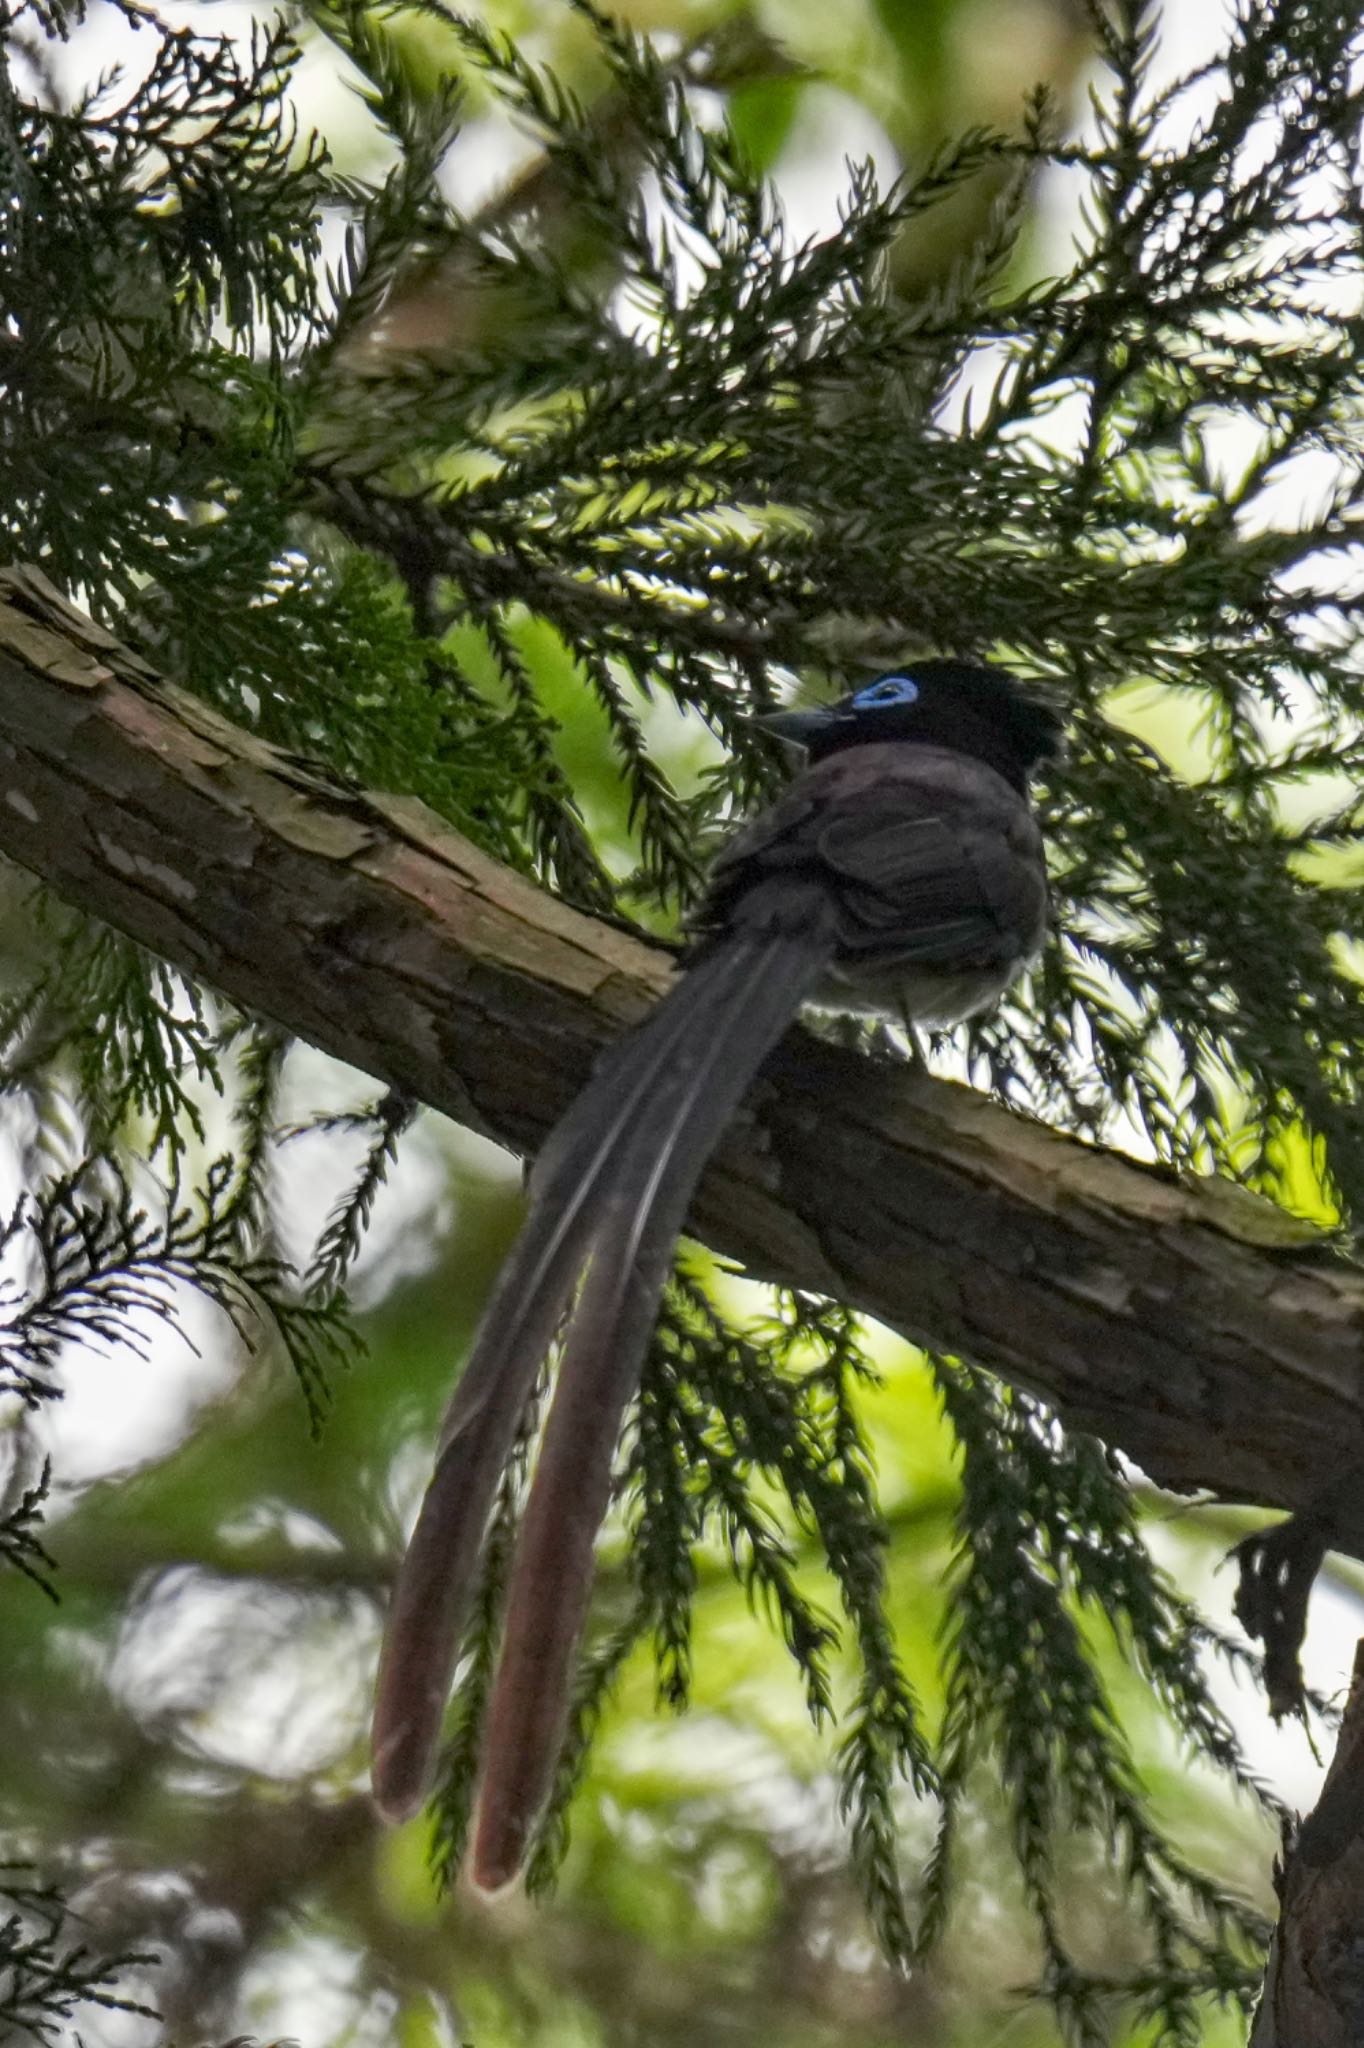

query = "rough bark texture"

[
  {"left": 2, "top": 564, "right": 1363, "bottom": 1544},
  {"left": 1251, "top": 1637, "right": 1364, "bottom": 2047}
]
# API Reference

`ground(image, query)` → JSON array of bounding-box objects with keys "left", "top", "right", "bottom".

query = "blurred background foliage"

[{"left": 3, "top": 0, "right": 1364, "bottom": 2041}]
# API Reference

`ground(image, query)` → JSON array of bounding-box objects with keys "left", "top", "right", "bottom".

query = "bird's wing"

[
  {"left": 818, "top": 808, "right": 1006, "bottom": 952},
  {"left": 711, "top": 747, "right": 1045, "bottom": 970}
]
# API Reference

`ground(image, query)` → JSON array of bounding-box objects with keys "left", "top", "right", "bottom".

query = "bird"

[{"left": 371, "top": 658, "right": 1062, "bottom": 1888}]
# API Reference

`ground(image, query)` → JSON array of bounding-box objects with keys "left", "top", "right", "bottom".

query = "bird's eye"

[{"left": 853, "top": 674, "right": 920, "bottom": 709}]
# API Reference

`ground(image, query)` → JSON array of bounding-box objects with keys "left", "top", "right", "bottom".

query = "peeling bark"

[{"left": 1, "top": 564, "right": 1362, "bottom": 1545}]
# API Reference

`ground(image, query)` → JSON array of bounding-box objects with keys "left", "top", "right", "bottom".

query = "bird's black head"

[{"left": 760, "top": 660, "right": 1063, "bottom": 792}]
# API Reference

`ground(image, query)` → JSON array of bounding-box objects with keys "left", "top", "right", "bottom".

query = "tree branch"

[
  {"left": 0, "top": 565, "right": 1360, "bottom": 1541},
  {"left": 1251, "top": 1637, "right": 1364, "bottom": 2047}
]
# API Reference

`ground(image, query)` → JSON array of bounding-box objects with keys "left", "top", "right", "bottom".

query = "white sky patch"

[
  {"left": 768, "top": 83, "right": 900, "bottom": 246},
  {"left": 238, "top": 1931, "right": 404, "bottom": 2046},
  {"left": 110, "top": 1564, "right": 374, "bottom": 1777},
  {"left": 35, "top": 0, "right": 259, "bottom": 103},
  {"left": 0, "top": 1032, "right": 495, "bottom": 1493},
  {"left": 270, "top": 1043, "right": 466, "bottom": 1309},
  {"left": 30, "top": 1288, "right": 248, "bottom": 1485}
]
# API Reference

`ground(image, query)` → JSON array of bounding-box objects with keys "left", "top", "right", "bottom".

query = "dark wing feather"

[
  {"left": 817, "top": 809, "right": 1002, "bottom": 958},
  {"left": 810, "top": 753, "right": 1047, "bottom": 972}
]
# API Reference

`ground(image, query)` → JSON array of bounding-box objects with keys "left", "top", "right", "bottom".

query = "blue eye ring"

[{"left": 852, "top": 673, "right": 920, "bottom": 710}]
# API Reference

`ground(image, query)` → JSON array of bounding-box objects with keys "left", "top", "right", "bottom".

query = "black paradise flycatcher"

[{"left": 371, "top": 659, "right": 1063, "bottom": 1888}]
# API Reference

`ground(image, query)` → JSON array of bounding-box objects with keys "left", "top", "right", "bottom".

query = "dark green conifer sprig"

[
  {"left": 5, "top": 0, "right": 1364, "bottom": 2024},
  {"left": 541, "top": 1279, "right": 931, "bottom": 1959},
  {"left": 929, "top": 1359, "right": 1275, "bottom": 2043},
  {"left": 0, "top": 901, "right": 226, "bottom": 1168},
  {"left": 0, "top": 1867, "right": 158, "bottom": 2042},
  {"left": 0, "top": 1460, "right": 56, "bottom": 1597},
  {"left": 289, "top": 0, "right": 1364, "bottom": 1249},
  {"left": 297, "top": 1088, "right": 417, "bottom": 1300},
  {"left": 222, "top": 1021, "right": 290, "bottom": 1245},
  {"left": 0, "top": 1151, "right": 355, "bottom": 1421}
]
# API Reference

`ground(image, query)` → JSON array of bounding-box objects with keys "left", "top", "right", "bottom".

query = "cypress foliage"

[{"left": 2, "top": 0, "right": 1363, "bottom": 2035}]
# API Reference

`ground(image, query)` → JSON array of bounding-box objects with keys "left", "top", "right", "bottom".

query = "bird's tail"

[{"left": 371, "top": 924, "right": 831, "bottom": 1830}]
